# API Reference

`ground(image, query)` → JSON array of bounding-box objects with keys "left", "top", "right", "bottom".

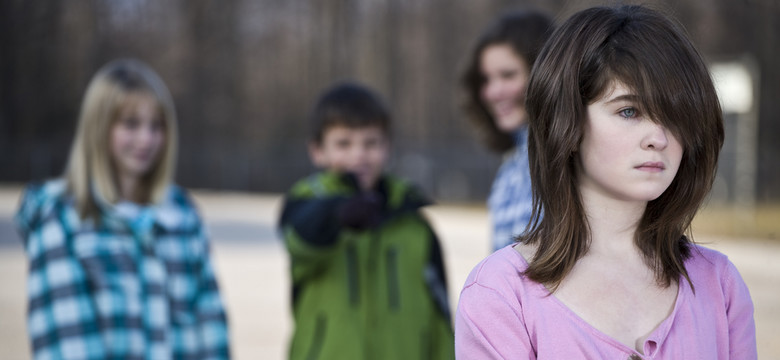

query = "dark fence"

[{"left": 2, "top": 0, "right": 779, "bottom": 201}]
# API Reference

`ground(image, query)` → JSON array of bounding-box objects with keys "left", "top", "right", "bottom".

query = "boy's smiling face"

[{"left": 310, "top": 125, "right": 389, "bottom": 191}]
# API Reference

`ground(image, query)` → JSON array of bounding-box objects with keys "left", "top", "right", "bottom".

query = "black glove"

[{"left": 337, "top": 190, "right": 385, "bottom": 230}]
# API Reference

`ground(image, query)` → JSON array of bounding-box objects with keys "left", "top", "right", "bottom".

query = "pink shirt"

[{"left": 455, "top": 245, "right": 757, "bottom": 359}]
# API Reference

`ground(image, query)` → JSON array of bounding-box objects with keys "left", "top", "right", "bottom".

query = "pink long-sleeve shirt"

[{"left": 455, "top": 244, "right": 757, "bottom": 359}]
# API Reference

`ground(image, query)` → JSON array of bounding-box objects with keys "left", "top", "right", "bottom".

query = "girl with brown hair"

[
  {"left": 461, "top": 10, "right": 554, "bottom": 251},
  {"left": 456, "top": 5, "right": 756, "bottom": 359}
]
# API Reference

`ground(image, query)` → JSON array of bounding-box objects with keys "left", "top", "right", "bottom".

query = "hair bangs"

[
  {"left": 66, "top": 59, "right": 178, "bottom": 217},
  {"left": 587, "top": 11, "right": 720, "bottom": 157},
  {"left": 522, "top": 5, "right": 725, "bottom": 291}
]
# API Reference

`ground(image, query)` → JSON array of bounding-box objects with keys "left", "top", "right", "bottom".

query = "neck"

[
  {"left": 581, "top": 191, "right": 647, "bottom": 257},
  {"left": 117, "top": 175, "right": 143, "bottom": 203}
]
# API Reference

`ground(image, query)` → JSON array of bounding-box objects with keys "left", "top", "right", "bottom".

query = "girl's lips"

[
  {"left": 489, "top": 100, "right": 517, "bottom": 116},
  {"left": 636, "top": 161, "right": 665, "bottom": 172},
  {"left": 133, "top": 152, "right": 156, "bottom": 162}
]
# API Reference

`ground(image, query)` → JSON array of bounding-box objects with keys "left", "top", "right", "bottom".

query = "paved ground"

[{"left": 0, "top": 186, "right": 777, "bottom": 359}]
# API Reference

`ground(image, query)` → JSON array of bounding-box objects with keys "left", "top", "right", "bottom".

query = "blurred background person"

[
  {"left": 461, "top": 10, "right": 554, "bottom": 252},
  {"left": 278, "top": 83, "right": 454, "bottom": 360},
  {"left": 14, "top": 59, "right": 231, "bottom": 359}
]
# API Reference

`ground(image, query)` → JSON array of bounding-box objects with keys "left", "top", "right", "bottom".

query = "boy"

[{"left": 278, "top": 83, "right": 454, "bottom": 360}]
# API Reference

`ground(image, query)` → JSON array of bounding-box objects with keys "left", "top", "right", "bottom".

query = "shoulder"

[
  {"left": 15, "top": 179, "right": 70, "bottom": 236},
  {"left": 685, "top": 244, "right": 738, "bottom": 275},
  {"left": 382, "top": 174, "right": 431, "bottom": 210},
  {"left": 457, "top": 245, "right": 542, "bottom": 333},
  {"left": 456, "top": 246, "right": 544, "bottom": 359},
  {"left": 682, "top": 243, "right": 755, "bottom": 342},
  {"left": 154, "top": 184, "right": 203, "bottom": 231},
  {"left": 461, "top": 245, "right": 534, "bottom": 297},
  {"left": 19, "top": 179, "right": 69, "bottom": 207},
  {"left": 288, "top": 171, "right": 355, "bottom": 198},
  {"left": 164, "top": 184, "right": 198, "bottom": 210},
  {"left": 685, "top": 244, "right": 749, "bottom": 295}
]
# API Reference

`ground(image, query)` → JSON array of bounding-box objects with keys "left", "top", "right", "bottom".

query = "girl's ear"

[{"left": 308, "top": 140, "right": 326, "bottom": 168}]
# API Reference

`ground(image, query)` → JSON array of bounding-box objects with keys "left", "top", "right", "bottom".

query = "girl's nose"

[
  {"left": 482, "top": 79, "right": 504, "bottom": 101},
  {"left": 139, "top": 122, "right": 163, "bottom": 147},
  {"left": 641, "top": 122, "right": 669, "bottom": 150}
]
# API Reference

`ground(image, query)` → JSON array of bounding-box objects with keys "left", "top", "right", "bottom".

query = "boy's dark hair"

[
  {"left": 522, "top": 5, "right": 724, "bottom": 292},
  {"left": 310, "top": 82, "right": 391, "bottom": 144},
  {"left": 462, "top": 10, "right": 554, "bottom": 153}
]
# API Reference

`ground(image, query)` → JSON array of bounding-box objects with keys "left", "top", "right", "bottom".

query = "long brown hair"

[
  {"left": 461, "top": 10, "right": 554, "bottom": 153},
  {"left": 521, "top": 5, "right": 724, "bottom": 291}
]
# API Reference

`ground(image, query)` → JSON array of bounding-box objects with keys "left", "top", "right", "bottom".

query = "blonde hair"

[{"left": 65, "top": 59, "right": 178, "bottom": 218}]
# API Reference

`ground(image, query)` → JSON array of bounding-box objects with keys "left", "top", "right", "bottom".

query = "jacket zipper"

[
  {"left": 365, "top": 230, "right": 380, "bottom": 355},
  {"left": 386, "top": 246, "right": 400, "bottom": 311},
  {"left": 305, "top": 314, "right": 327, "bottom": 360},
  {"left": 345, "top": 244, "right": 359, "bottom": 306}
]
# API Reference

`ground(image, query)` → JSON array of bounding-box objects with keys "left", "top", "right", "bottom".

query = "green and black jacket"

[{"left": 279, "top": 171, "right": 454, "bottom": 360}]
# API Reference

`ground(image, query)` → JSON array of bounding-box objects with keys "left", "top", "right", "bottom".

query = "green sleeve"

[{"left": 278, "top": 172, "right": 357, "bottom": 282}]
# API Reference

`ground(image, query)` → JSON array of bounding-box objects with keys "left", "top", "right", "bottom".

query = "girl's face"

[
  {"left": 479, "top": 43, "right": 530, "bottom": 133},
  {"left": 109, "top": 92, "right": 166, "bottom": 182},
  {"left": 578, "top": 82, "right": 683, "bottom": 204}
]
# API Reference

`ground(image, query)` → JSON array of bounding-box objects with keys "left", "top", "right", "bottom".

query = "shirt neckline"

[{"left": 506, "top": 245, "right": 684, "bottom": 356}]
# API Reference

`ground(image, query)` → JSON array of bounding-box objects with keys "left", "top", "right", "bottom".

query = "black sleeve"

[
  {"left": 279, "top": 195, "right": 347, "bottom": 247},
  {"left": 425, "top": 226, "right": 452, "bottom": 324}
]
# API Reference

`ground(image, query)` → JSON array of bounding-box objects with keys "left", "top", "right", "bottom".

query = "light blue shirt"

[{"left": 487, "top": 126, "right": 535, "bottom": 251}]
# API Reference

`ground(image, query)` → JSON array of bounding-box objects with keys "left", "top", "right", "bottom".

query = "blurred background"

[
  {"left": 2, "top": 0, "right": 779, "bottom": 205},
  {"left": 1, "top": 0, "right": 779, "bottom": 359}
]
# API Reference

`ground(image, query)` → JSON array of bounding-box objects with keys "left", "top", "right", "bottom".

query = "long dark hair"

[
  {"left": 461, "top": 10, "right": 554, "bottom": 153},
  {"left": 522, "top": 5, "right": 724, "bottom": 291}
]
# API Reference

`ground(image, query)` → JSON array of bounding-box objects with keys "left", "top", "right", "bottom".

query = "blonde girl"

[{"left": 15, "top": 59, "right": 231, "bottom": 359}]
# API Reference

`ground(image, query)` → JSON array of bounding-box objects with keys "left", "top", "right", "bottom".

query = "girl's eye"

[
  {"left": 364, "top": 138, "right": 381, "bottom": 149},
  {"left": 618, "top": 107, "right": 637, "bottom": 118},
  {"left": 122, "top": 117, "right": 140, "bottom": 129},
  {"left": 500, "top": 70, "right": 517, "bottom": 80}
]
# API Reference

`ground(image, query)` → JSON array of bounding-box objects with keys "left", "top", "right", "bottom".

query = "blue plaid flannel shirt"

[
  {"left": 487, "top": 127, "right": 536, "bottom": 251},
  {"left": 15, "top": 180, "right": 231, "bottom": 360}
]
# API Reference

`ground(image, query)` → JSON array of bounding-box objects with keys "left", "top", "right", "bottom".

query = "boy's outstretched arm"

[
  {"left": 279, "top": 194, "right": 346, "bottom": 283},
  {"left": 280, "top": 195, "right": 345, "bottom": 248},
  {"left": 279, "top": 171, "right": 382, "bottom": 249},
  {"left": 278, "top": 172, "right": 365, "bottom": 283}
]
